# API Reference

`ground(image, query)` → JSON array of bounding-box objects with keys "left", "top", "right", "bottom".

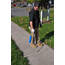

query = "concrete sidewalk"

[{"left": 11, "top": 22, "right": 54, "bottom": 65}]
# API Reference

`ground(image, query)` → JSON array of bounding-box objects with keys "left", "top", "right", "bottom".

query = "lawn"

[
  {"left": 11, "top": 39, "right": 30, "bottom": 65},
  {"left": 11, "top": 8, "right": 54, "bottom": 48}
]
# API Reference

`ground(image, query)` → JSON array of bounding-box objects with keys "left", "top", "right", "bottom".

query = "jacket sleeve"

[{"left": 29, "top": 11, "right": 33, "bottom": 22}]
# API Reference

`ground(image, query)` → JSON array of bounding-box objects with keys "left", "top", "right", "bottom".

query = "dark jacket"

[{"left": 29, "top": 8, "right": 40, "bottom": 29}]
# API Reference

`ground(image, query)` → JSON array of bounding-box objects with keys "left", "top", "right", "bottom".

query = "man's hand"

[
  {"left": 40, "top": 23, "right": 42, "bottom": 27},
  {"left": 31, "top": 29, "right": 35, "bottom": 33}
]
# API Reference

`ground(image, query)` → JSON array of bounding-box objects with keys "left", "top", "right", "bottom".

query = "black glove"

[{"left": 40, "top": 23, "right": 42, "bottom": 27}]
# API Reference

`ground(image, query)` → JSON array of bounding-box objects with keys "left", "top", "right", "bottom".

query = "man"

[{"left": 29, "top": 2, "right": 42, "bottom": 48}]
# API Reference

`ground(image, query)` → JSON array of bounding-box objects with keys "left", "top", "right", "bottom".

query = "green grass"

[
  {"left": 39, "top": 22, "right": 54, "bottom": 48},
  {"left": 11, "top": 16, "right": 30, "bottom": 33},
  {"left": 11, "top": 39, "right": 30, "bottom": 65},
  {"left": 11, "top": 8, "right": 54, "bottom": 48}
]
